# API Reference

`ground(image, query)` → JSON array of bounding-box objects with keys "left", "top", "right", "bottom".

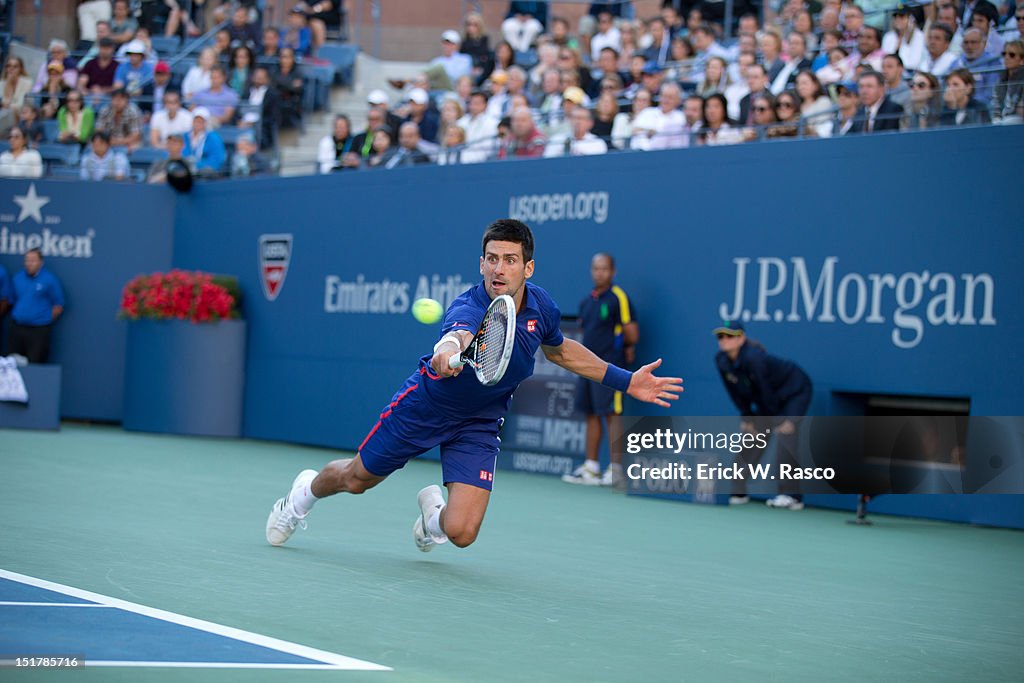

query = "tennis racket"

[{"left": 448, "top": 294, "right": 516, "bottom": 386}]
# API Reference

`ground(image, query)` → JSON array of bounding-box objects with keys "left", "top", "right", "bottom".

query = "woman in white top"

[
  {"left": 0, "top": 56, "right": 33, "bottom": 134},
  {"left": 700, "top": 93, "right": 743, "bottom": 146},
  {"left": 182, "top": 47, "right": 216, "bottom": 100},
  {"left": 0, "top": 127, "right": 44, "bottom": 178},
  {"left": 616, "top": 88, "right": 652, "bottom": 151},
  {"left": 882, "top": 9, "right": 925, "bottom": 72},
  {"left": 795, "top": 70, "right": 834, "bottom": 138}
]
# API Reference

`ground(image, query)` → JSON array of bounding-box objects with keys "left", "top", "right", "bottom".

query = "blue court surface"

[{"left": 0, "top": 570, "right": 391, "bottom": 671}]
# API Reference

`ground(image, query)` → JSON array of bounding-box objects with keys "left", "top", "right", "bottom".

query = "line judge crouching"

[{"left": 714, "top": 320, "right": 813, "bottom": 510}]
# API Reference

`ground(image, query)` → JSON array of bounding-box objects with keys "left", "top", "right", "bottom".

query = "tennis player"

[{"left": 266, "top": 219, "right": 683, "bottom": 552}]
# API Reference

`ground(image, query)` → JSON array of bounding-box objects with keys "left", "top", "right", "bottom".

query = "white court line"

[
  {"left": 0, "top": 602, "right": 113, "bottom": 607},
  {"left": 87, "top": 662, "right": 367, "bottom": 669},
  {"left": 0, "top": 569, "right": 391, "bottom": 672}
]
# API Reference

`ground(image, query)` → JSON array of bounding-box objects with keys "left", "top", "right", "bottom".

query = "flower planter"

[{"left": 122, "top": 319, "right": 246, "bottom": 437}]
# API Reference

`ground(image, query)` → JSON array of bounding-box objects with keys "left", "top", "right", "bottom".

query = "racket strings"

[{"left": 475, "top": 306, "right": 510, "bottom": 382}]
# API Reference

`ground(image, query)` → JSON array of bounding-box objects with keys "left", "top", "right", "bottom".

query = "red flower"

[{"left": 118, "top": 271, "right": 241, "bottom": 323}]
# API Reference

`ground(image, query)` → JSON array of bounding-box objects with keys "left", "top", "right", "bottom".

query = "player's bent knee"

[{"left": 444, "top": 520, "right": 481, "bottom": 548}]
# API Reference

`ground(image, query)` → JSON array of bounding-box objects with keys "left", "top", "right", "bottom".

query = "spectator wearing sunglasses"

[
  {"left": 901, "top": 72, "right": 944, "bottom": 129},
  {"left": 1004, "top": 8, "right": 1023, "bottom": 43},
  {"left": 951, "top": 27, "right": 1002, "bottom": 103},
  {"left": 742, "top": 92, "right": 777, "bottom": 142},
  {"left": 713, "top": 320, "right": 813, "bottom": 510},
  {"left": 992, "top": 40, "right": 1024, "bottom": 123},
  {"left": 57, "top": 91, "right": 96, "bottom": 145}
]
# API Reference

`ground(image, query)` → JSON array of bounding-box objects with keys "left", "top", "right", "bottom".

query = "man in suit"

[
  {"left": 241, "top": 67, "right": 279, "bottom": 149},
  {"left": 850, "top": 71, "right": 903, "bottom": 133},
  {"left": 739, "top": 64, "right": 769, "bottom": 124},
  {"left": 770, "top": 32, "right": 814, "bottom": 94}
]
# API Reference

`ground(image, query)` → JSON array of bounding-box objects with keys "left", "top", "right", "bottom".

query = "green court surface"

[{"left": 1, "top": 424, "right": 1022, "bottom": 682}]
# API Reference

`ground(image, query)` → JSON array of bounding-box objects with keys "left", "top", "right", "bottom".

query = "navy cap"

[{"left": 713, "top": 320, "right": 745, "bottom": 336}]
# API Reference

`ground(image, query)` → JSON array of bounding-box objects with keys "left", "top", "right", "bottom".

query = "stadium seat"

[
  {"left": 42, "top": 119, "right": 60, "bottom": 143},
  {"left": 216, "top": 126, "right": 246, "bottom": 147},
  {"left": 48, "top": 165, "right": 81, "bottom": 180},
  {"left": 170, "top": 59, "right": 193, "bottom": 83},
  {"left": 315, "top": 44, "right": 359, "bottom": 86},
  {"left": 37, "top": 143, "right": 81, "bottom": 168},
  {"left": 151, "top": 35, "right": 181, "bottom": 56},
  {"left": 129, "top": 147, "right": 168, "bottom": 166}
]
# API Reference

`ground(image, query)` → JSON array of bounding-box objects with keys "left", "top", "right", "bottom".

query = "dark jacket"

[
  {"left": 716, "top": 342, "right": 813, "bottom": 418},
  {"left": 848, "top": 97, "right": 903, "bottom": 133},
  {"left": 939, "top": 98, "right": 993, "bottom": 126}
]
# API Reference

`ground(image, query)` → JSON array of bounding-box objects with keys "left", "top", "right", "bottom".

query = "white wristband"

[{"left": 433, "top": 334, "right": 461, "bottom": 355}]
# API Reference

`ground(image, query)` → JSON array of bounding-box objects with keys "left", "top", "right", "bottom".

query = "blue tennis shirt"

[
  {"left": 416, "top": 280, "right": 564, "bottom": 420},
  {"left": 12, "top": 266, "right": 65, "bottom": 326}
]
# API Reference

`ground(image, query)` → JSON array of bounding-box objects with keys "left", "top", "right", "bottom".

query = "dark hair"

[
  {"left": 593, "top": 252, "right": 615, "bottom": 269},
  {"left": 92, "top": 131, "right": 111, "bottom": 143},
  {"left": 599, "top": 46, "right": 620, "bottom": 59},
  {"left": 858, "top": 70, "right": 884, "bottom": 87},
  {"left": 26, "top": 247, "right": 43, "bottom": 259},
  {"left": 469, "top": 89, "right": 490, "bottom": 102},
  {"left": 795, "top": 69, "right": 824, "bottom": 99},
  {"left": 946, "top": 67, "right": 976, "bottom": 91},
  {"left": 930, "top": 23, "right": 954, "bottom": 42},
  {"left": 883, "top": 52, "right": 904, "bottom": 67},
  {"left": 482, "top": 219, "right": 535, "bottom": 262},
  {"left": 972, "top": 0, "right": 998, "bottom": 24},
  {"left": 861, "top": 26, "right": 882, "bottom": 44},
  {"left": 230, "top": 45, "right": 254, "bottom": 68},
  {"left": 702, "top": 92, "right": 732, "bottom": 125}
]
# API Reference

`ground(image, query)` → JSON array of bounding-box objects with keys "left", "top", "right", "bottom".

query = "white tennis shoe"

[
  {"left": 765, "top": 494, "right": 805, "bottom": 510},
  {"left": 413, "top": 484, "right": 447, "bottom": 552},
  {"left": 562, "top": 463, "right": 602, "bottom": 486},
  {"left": 266, "top": 469, "right": 317, "bottom": 546}
]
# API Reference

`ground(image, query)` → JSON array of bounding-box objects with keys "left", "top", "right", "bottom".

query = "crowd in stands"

[
  {"left": 315, "top": 0, "right": 1022, "bottom": 173},
  {"left": 0, "top": 1, "right": 1019, "bottom": 180},
  {"left": 0, "top": 0, "right": 346, "bottom": 181}
]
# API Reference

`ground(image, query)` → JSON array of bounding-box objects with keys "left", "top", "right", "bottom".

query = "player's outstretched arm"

[
  {"left": 542, "top": 340, "right": 683, "bottom": 408},
  {"left": 430, "top": 329, "right": 474, "bottom": 378},
  {"left": 626, "top": 358, "right": 684, "bottom": 408}
]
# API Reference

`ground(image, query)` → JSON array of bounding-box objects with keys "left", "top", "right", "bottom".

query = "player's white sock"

[
  {"left": 584, "top": 459, "right": 600, "bottom": 474},
  {"left": 426, "top": 503, "right": 448, "bottom": 541},
  {"left": 291, "top": 478, "right": 319, "bottom": 517}
]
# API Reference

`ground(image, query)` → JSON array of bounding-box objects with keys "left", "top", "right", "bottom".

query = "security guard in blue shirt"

[
  {"left": 563, "top": 252, "right": 638, "bottom": 488},
  {"left": 0, "top": 263, "right": 12, "bottom": 319},
  {"left": 715, "top": 320, "right": 812, "bottom": 509},
  {"left": 9, "top": 248, "right": 65, "bottom": 363}
]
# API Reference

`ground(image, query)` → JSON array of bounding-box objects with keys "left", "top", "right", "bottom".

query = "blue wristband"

[{"left": 601, "top": 364, "right": 633, "bottom": 392}]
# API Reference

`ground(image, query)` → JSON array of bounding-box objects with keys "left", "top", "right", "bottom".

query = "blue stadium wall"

[
  {"left": 2, "top": 126, "right": 1022, "bottom": 527},
  {"left": 0, "top": 181, "right": 174, "bottom": 420},
  {"left": 172, "top": 125, "right": 1023, "bottom": 449}
]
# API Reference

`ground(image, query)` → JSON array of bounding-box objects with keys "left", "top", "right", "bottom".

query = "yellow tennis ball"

[{"left": 412, "top": 298, "right": 444, "bottom": 325}]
